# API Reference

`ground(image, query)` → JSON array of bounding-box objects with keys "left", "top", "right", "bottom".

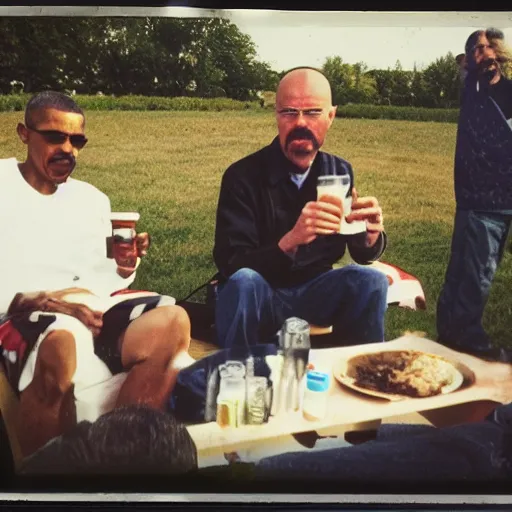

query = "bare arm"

[{"left": 7, "top": 288, "right": 103, "bottom": 337}]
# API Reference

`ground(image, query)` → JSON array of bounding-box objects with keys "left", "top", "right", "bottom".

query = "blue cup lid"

[{"left": 306, "top": 370, "right": 330, "bottom": 392}]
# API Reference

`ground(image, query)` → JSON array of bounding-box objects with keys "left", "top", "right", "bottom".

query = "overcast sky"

[
  {"left": 236, "top": 24, "right": 512, "bottom": 72},
  {"left": 231, "top": 11, "right": 512, "bottom": 71},
  {"left": 2, "top": 8, "right": 512, "bottom": 72}
]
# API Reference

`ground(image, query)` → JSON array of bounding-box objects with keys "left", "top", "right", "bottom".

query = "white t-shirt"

[{"left": 0, "top": 157, "right": 135, "bottom": 314}]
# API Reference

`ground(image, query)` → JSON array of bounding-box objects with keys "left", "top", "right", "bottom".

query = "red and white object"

[{"left": 367, "top": 261, "right": 426, "bottom": 311}]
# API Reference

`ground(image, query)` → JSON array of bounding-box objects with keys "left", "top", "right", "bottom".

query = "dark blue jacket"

[
  {"left": 455, "top": 75, "right": 512, "bottom": 210},
  {"left": 213, "top": 137, "right": 387, "bottom": 288}
]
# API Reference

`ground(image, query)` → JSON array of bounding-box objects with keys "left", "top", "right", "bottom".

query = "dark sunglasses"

[{"left": 26, "top": 125, "right": 88, "bottom": 149}]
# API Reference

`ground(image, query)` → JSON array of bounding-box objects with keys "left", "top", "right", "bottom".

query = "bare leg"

[
  {"left": 115, "top": 305, "right": 191, "bottom": 410},
  {"left": 17, "top": 330, "right": 77, "bottom": 457}
]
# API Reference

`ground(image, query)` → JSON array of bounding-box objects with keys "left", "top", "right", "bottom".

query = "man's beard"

[{"left": 468, "top": 58, "right": 500, "bottom": 82}]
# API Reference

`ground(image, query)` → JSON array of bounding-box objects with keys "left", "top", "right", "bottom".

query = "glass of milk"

[{"left": 316, "top": 175, "right": 366, "bottom": 235}]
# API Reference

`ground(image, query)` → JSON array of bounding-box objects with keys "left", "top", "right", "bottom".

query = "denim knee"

[
  {"left": 365, "top": 267, "right": 389, "bottom": 296},
  {"left": 226, "top": 268, "right": 269, "bottom": 295},
  {"left": 339, "top": 265, "right": 389, "bottom": 296}
]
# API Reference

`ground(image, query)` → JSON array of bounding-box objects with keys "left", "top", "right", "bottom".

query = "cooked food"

[{"left": 347, "top": 350, "right": 462, "bottom": 398}]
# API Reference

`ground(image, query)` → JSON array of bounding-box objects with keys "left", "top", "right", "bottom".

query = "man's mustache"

[
  {"left": 285, "top": 128, "right": 320, "bottom": 151},
  {"left": 49, "top": 153, "right": 75, "bottom": 166},
  {"left": 466, "top": 57, "right": 499, "bottom": 79},
  {"left": 481, "top": 57, "right": 498, "bottom": 69}
]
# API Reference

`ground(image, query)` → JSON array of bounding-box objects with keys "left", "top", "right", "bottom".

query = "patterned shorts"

[{"left": 0, "top": 290, "right": 176, "bottom": 394}]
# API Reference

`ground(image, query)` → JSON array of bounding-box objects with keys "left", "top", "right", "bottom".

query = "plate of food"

[{"left": 333, "top": 350, "right": 466, "bottom": 401}]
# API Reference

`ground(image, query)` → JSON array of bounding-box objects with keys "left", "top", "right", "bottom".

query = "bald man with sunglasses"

[{"left": 0, "top": 91, "right": 191, "bottom": 458}]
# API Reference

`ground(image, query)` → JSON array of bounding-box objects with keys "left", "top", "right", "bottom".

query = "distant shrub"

[
  {"left": 0, "top": 94, "right": 261, "bottom": 112},
  {"left": 0, "top": 95, "right": 460, "bottom": 123},
  {"left": 260, "top": 91, "right": 276, "bottom": 109},
  {"left": 0, "top": 94, "right": 29, "bottom": 112},
  {"left": 336, "top": 104, "right": 459, "bottom": 123}
]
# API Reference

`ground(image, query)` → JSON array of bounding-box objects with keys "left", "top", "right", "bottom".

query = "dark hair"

[
  {"left": 20, "top": 405, "right": 198, "bottom": 475},
  {"left": 25, "top": 90, "right": 84, "bottom": 127}
]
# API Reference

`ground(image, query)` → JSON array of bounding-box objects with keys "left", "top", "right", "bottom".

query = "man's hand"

[
  {"left": 345, "top": 188, "right": 384, "bottom": 247},
  {"left": 8, "top": 288, "right": 103, "bottom": 337},
  {"left": 278, "top": 195, "right": 342, "bottom": 255}
]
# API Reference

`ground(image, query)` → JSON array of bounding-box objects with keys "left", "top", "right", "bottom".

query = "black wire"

[{"left": 176, "top": 280, "right": 211, "bottom": 304}]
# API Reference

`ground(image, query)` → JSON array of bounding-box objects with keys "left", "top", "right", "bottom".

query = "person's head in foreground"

[
  {"left": 464, "top": 27, "right": 512, "bottom": 84},
  {"left": 19, "top": 404, "right": 198, "bottom": 475},
  {"left": 16, "top": 90, "right": 87, "bottom": 195},
  {"left": 275, "top": 67, "right": 337, "bottom": 172}
]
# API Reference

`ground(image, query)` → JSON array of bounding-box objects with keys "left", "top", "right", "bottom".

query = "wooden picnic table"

[{"left": 187, "top": 335, "right": 512, "bottom": 456}]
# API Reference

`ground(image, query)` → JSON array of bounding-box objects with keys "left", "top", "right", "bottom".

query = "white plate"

[{"left": 333, "top": 350, "right": 465, "bottom": 402}]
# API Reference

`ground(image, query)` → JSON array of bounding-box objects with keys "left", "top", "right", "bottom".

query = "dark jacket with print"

[{"left": 455, "top": 75, "right": 512, "bottom": 210}]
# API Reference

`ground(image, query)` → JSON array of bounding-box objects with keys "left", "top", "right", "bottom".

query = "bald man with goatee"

[{"left": 213, "top": 67, "right": 389, "bottom": 350}]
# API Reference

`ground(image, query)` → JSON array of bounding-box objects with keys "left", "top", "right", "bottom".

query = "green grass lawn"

[{"left": 1, "top": 110, "right": 511, "bottom": 345}]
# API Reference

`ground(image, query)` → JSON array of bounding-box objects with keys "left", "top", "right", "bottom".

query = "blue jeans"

[
  {"left": 437, "top": 209, "right": 511, "bottom": 349},
  {"left": 255, "top": 412, "right": 512, "bottom": 481},
  {"left": 215, "top": 265, "right": 389, "bottom": 350}
]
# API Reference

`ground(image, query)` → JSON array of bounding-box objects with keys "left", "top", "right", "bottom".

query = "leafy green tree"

[
  {"left": 366, "top": 69, "right": 394, "bottom": 106},
  {"left": 184, "top": 18, "right": 276, "bottom": 101},
  {"left": 350, "top": 62, "right": 378, "bottom": 104},
  {"left": 322, "top": 56, "right": 353, "bottom": 105},
  {"left": 422, "top": 52, "right": 461, "bottom": 108},
  {"left": 0, "top": 16, "right": 277, "bottom": 100},
  {"left": 410, "top": 64, "right": 430, "bottom": 107},
  {"left": 0, "top": 17, "right": 73, "bottom": 93},
  {"left": 322, "top": 56, "right": 377, "bottom": 105}
]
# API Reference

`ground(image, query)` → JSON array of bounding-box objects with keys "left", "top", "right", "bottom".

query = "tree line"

[
  {"left": 322, "top": 55, "right": 462, "bottom": 109},
  {"left": 1, "top": 17, "right": 463, "bottom": 108},
  {"left": 1, "top": 17, "right": 280, "bottom": 101}
]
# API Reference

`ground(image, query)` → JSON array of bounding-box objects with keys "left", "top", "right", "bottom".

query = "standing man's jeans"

[
  {"left": 215, "top": 265, "right": 389, "bottom": 350},
  {"left": 437, "top": 208, "right": 511, "bottom": 350}
]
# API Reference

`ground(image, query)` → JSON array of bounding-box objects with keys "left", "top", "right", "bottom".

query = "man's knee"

[
  {"left": 364, "top": 267, "right": 389, "bottom": 296},
  {"left": 335, "top": 265, "right": 389, "bottom": 295},
  {"left": 128, "top": 305, "right": 191, "bottom": 365},
  {"left": 33, "top": 329, "right": 77, "bottom": 400},
  {"left": 225, "top": 268, "right": 268, "bottom": 295},
  {"left": 160, "top": 305, "right": 191, "bottom": 355}
]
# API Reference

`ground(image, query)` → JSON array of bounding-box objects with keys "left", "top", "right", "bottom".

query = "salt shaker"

[{"left": 302, "top": 370, "right": 330, "bottom": 421}]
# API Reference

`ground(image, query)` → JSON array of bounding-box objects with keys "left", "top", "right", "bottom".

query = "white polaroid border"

[
  {"left": 1, "top": 492, "right": 512, "bottom": 504},
  {"left": 1, "top": 5, "right": 512, "bottom": 507}
]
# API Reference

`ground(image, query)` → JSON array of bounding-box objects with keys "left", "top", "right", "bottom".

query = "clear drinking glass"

[
  {"left": 317, "top": 175, "right": 350, "bottom": 207},
  {"left": 317, "top": 175, "right": 350, "bottom": 233},
  {"left": 317, "top": 175, "right": 366, "bottom": 234},
  {"left": 110, "top": 212, "right": 140, "bottom": 268},
  {"left": 246, "top": 376, "right": 268, "bottom": 425}
]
